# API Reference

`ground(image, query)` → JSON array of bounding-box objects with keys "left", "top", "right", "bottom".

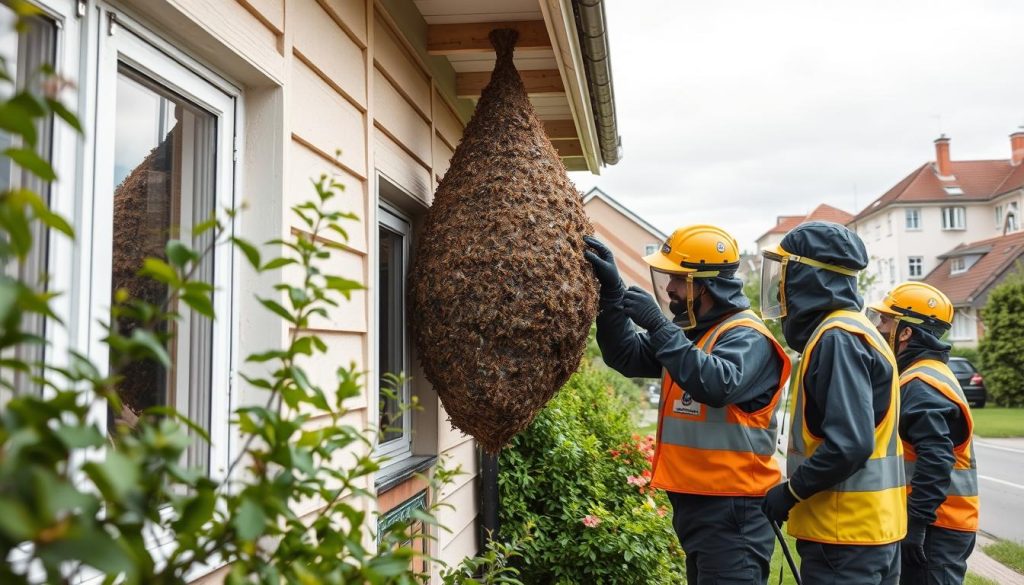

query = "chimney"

[
  {"left": 1012, "top": 127, "right": 1024, "bottom": 166},
  {"left": 934, "top": 134, "right": 953, "bottom": 179}
]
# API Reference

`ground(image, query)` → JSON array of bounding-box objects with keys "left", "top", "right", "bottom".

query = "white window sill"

[{"left": 375, "top": 455, "right": 437, "bottom": 494}]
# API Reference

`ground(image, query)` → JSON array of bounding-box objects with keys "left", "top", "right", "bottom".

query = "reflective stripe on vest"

[
  {"left": 901, "top": 359, "right": 980, "bottom": 531},
  {"left": 650, "top": 309, "right": 791, "bottom": 497},
  {"left": 786, "top": 310, "right": 907, "bottom": 545}
]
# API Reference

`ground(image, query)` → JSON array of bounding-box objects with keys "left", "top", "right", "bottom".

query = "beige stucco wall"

[
  {"left": 111, "top": 0, "right": 476, "bottom": 581},
  {"left": 584, "top": 197, "right": 662, "bottom": 295}
]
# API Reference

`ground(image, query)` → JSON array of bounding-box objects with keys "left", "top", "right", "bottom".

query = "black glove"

[
  {"left": 583, "top": 236, "right": 625, "bottom": 306},
  {"left": 622, "top": 286, "right": 672, "bottom": 332},
  {"left": 762, "top": 481, "right": 799, "bottom": 524},
  {"left": 902, "top": 518, "right": 928, "bottom": 567}
]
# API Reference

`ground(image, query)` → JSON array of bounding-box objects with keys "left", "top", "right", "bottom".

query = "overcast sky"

[{"left": 569, "top": 0, "right": 1024, "bottom": 251}]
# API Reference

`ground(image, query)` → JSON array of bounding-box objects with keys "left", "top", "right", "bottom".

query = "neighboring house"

[
  {"left": 582, "top": 187, "right": 667, "bottom": 295},
  {"left": 755, "top": 203, "right": 855, "bottom": 253},
  {"left": 923, "top": 231, "right": 1024, "bottom": 347},
  {"left": 849, "top": 132, "right": 1024, "bottom": 304},
  {"left": 4, "top": 0, "right": 619, "bottom": 581}
]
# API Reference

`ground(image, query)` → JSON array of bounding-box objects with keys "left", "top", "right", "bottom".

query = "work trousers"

[
  {"left": 796, "top": 539, "right": 900, "bottom": 585},
  {"left": 668, "top": 492, "right": 774, "bottom": 585},
  {"left": 900, "top": 525, "right": 975, "bottom": 585}
]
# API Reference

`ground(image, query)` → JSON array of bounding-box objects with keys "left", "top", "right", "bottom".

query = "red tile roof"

[
  {"left": 854, "top": 159, "right": 1024, "bottom": 221},
  {"left": 757, "top": 204, "right": 855, "bottom": 242},
  {"left": 923, "top": 230, "right": 1024, "bottom": 306}
]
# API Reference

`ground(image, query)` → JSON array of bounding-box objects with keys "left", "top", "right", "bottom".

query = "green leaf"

[
  {"left": 143, "top": 405, "right": 212, "bottom": 442},
  {"left": 41, "top": 529, "right": 133, "bottom": 575},
  {"left": 325, "top": 276, "right": 364, "bottom": 299},
  {"left": 130, "top": 328, "right": 171, "bottom": 367},
  {"left": 83, "top": 451, "right": 139, "bottom": 500},
  {"left": 193, "top": 217, "right": 220, "bottom": 236},
  {"left": 53, "top": 424, "right": 105, "bottom": 449},
  {"left": 182, "top": 290, "right": 215, "bottom": 319},
  {"left": 232, "top": 237, "right": 261, "bottom": 269},
  {"left": 261, "top": 257, "right": 296, "bottom": 271},
  {"left": 0, "top": 500, "right": 35, "bottom": 540},
  {"left": 258, "top": 297, "right": 296, "bottom": 324},
  {"left": 233, "top": 496, "right": 266, "bottom": 541},
  {"left": 4, "top": 147, "right": 56, "bottom": 180},
  {"left": 165, "top": 239, "right": 200, "bottom": 268},
  {"left": 174, "top": 486, "right": 216, "bottom": 533},
  {"left": 44, "top": 97, "right": 83, "bottom": 132},
  {"left": 10, "top": 92, "right": 45, "bottom": 118},
  {"left": 139, "top": 257, "right": 179, "bottom": 285},
  {"left": 0, "top": 102, "right": 37, "bottom": 146}
]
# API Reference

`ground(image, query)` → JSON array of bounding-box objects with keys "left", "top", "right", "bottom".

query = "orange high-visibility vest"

[
  {"left": 650, "top": 309, "right": 792, "bottom": 497},
  {"left": 901, "top": 359, "right": 980, "bottom": 532},
  {"left": 787, "top": 310, "right": 907, "bottom": 545}
]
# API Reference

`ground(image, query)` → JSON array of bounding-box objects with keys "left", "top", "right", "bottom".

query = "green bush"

[
  {"left": 498, "top": 364, "right": 685, "bottom": 584},
  {"left": 949, "top": 345, "right": 982, "bottom": 370},
  {"left": 978, "top": 268, "right": 1024, "bottom": 406}
]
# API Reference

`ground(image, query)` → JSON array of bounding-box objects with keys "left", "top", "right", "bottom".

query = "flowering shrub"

[{"left": 498, "top": 364, "right": 685, "bottom": 584}]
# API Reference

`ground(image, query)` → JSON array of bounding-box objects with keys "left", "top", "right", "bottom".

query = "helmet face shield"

[
  {"left": 760, "top": 251, "right": 787, "bottom": 320},
  {"left": 651, "top": 269, "right": 696, "bottom": 330},
  {"left": 866, "top": 307, "right": 899, "bottom": 349}
]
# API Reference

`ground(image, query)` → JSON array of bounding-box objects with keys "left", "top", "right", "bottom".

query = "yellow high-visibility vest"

[
  {"left": 787, "top": 310, "right": 907, "bottom": 545},
  {"left": 901, "top": 359, "right": 979, "bottom": 532}
]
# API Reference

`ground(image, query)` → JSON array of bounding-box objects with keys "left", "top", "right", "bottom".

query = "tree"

[{"left": 978, "top": 265, "right": 1024, "bottom": 407}]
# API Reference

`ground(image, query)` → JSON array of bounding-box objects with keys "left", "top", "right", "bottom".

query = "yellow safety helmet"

[
  {"left": 641, "top": 225, "right": 740, "bottom": 330},
  {"left": 867, "top": 282, "right": 954, "bottom": 348}
]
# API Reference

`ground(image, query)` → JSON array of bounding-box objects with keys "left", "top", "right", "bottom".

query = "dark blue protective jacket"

[
  {"left": 777, "top": 222, "right": 897, "bottom": 499},
  {"left": 897, "top": 327, "right": 968, "bottom": 526},
  {"left": 596, "top": 273, "right": 782, "bottom": 413}
]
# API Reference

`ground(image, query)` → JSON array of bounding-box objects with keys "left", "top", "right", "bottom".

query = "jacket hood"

[
  {"left": 896, "top": 324, "right": 951, "bottom": 372},
  {"left": 779, "top": 221, "right": 868, "bottom": 352},
  {"left": 685, "top": 271, "right": 751, "bottom": 340}
]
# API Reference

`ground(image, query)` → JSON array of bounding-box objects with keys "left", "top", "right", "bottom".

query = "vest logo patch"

[{"left": 673, "top": 392, "right": 702, "bottom": 416}]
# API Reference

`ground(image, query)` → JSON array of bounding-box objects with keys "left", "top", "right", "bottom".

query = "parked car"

[{"left": 948, "top": 357, "right": 987, "bottom": 408}]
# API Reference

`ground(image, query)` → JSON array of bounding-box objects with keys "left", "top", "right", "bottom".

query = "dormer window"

[
  {"left": 944, "top": 186, "right": 964, "bottom": 196},
  {"left": 950, "top": 258, "right": 967, "bottom": 274}
]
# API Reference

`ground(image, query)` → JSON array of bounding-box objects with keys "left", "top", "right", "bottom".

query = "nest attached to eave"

[{"left": 409, "top": 29, "right": 598, "bottom": 453}]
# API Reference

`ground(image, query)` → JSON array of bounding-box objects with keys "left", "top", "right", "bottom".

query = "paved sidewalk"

[{"left": 969, "top": 533, "right": 1024, "bottom": 584}]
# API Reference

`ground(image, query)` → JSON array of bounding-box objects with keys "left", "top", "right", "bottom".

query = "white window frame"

[
  {"left": 905, "top": 208, "right": 921, "bottom": 231},
  {"left": 949, "top": 312, "right": 973, "bottom": 341},
  {"left": 86, "top": 8, "right": 237, "bottom": 482},
  {"left": 908, "top": 256, "right": 923, "bottom": 278},
  {"left": 996, "top": 205, "right": 1004, "bottom": 229},
  {"left": 889, "top": 257, "right": 896, "bottom": 284},
  {"left": 950, "top": 257, "right": 967, "bottom": 275},
  {"left": 942, "top": 206, "right": 966, "bottom": 231},
  {"left": 375, "top": 199, "right": 413, "bottom": 462},
  {"left": 886, "top": 213, "right": 893, "bottom": 236}
]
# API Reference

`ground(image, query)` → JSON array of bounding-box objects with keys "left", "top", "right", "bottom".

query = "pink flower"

[
  {"left": 627, "top": 475, "right": 650, "bottom": 487},
  {"left": 582, "top": 515, "right": 601, "bottom": 528},
  {"left": 657, "top": 506, "right": 668, "bottom": 518}
]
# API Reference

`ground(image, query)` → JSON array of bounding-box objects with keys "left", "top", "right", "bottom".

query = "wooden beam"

[
  {"left": 543, "top": 119, "right": 578, "bottom": 140},
  {"left": 456, "top": 69, "right": 563, "bottom": 98},
  {"left": 427, "top": 21, "right": 551, "bottom": 55},
  {"left": 553, "top": 140, "right": 584, "bottom": 158}
]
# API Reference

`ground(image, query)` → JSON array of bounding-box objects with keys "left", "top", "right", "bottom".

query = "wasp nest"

[{"left": 410, "top": 29, "right": 598, "bottom": 452}]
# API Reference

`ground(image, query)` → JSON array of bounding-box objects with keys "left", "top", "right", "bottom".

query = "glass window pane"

[
  {"left": 378, "top": 223, "right": 405, "bottom": 445},
  {"left": 109, "top": 67, "right": 217, "bottom": 473}
]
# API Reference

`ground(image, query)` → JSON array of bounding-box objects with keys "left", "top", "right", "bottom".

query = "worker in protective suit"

[
  {"left": 867, "top": 282, "right": 979, "bottom": 585},
  {"left": 584, "top": 225, "right": 791, "bottom": 585},
  {"left": 759, "top": 221, "right": 906, "bottom": 585}
]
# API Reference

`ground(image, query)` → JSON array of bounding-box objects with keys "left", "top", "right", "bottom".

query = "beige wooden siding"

[
  {"left": 290, "top": 59, "right": 367, "bottom": 179},
  {"left": 238, "top": 0, "right": 284, "bottom": 33},
  {"left": 293, "top": 0, "right": 368, "bottom": 108}
]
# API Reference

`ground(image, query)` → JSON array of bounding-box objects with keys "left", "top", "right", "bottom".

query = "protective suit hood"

[
  {"left": 896, "top": 324, "right": 951, "bottom": 372},
  {"left": 779, "top": 222, "right": 869, "bottom": 352},
  {"left": 685, "top": 271, "right": 751, "bottom": 340}
]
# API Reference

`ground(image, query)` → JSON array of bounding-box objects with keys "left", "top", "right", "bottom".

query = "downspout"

[
  {"left": 573, "top": 0, "right": 622, "bottom": 165},
  {"left": 479, "top": 450, "right": 500, "bottom": 547}
]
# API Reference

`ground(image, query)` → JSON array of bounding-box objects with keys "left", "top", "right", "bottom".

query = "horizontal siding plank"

[
  {"left": 439, "top": 513, "right": 478, "bottom": 563},
  {"left": 374, "top": 132, "right": 432, "bottom": 206},
  {"left": 373, "top": 70, "right": 432, "bottom": 165},
  {"left": 373, "top": 17, "right": 431, "bottom": 115},
  {"left": 432, "top": 133, "right": 455, "bottom": 183},
  {"left": 293, "top": 1, "right": 367, "bottom": 108},
  {"left": 237, "top": 0, "right": 283, "bottom": 34},
  {"left": 290, "top": 60, "right": 367, "bottom": 178},
  {"left": 432, "top": 91, "right": 463, "bottom": 150},
  {"left": 319, "top": 0, "right": 368, "bottom": 47},
  {"left": 437, "top": 478, "right": 478, "bottom": 550},
  {"left": 288, "top": 139, "right": 368, "bottom": 253}
]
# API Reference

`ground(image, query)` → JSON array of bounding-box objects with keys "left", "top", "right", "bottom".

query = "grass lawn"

[
  {"left": 768, "top": 530, "right": 801, "bottom": 585},
  {"left": 972, "top": 407, "right": 1024, "bottom": 438},
  {"left": 965, "top": 573, "right": 1000, "bottom": 585},
  {"left": 983, "top": 538, "right": 1024, "bottom": 575}
]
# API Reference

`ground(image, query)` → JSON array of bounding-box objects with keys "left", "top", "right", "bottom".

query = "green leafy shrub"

[
  {"left": 978, "top": 268, "right": 1024, "bottom": 407},
  {"left": 949, "top": 345, "right": 982, "bottom": 369},
  {"left": 498, "top": 363, "right": 685, "bottom": 584}
]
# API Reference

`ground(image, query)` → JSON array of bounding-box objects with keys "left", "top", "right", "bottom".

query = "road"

[{"left": 975, "top": 438, "right": 1024, "bottom": 543}]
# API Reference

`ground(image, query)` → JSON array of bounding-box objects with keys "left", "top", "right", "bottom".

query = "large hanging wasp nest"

[{"left": 410, "top": 29, "right": 598, "bottom": 453}]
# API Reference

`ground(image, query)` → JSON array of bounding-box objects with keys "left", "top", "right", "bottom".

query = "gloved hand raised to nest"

[
  {"left": 583, "top": 236, "right": 626, "bottom": 307},
  {"left": 623, "top": 286, "right": 673, "bottom": 333}
]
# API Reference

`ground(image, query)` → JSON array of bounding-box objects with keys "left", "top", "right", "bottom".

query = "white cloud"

[{"left": 571, "top": 0, "right": 1024, "bottom": 250}]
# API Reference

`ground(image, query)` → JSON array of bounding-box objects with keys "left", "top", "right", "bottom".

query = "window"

[
  {"left": 950, "top": 312, "right": 973, "bottom": 341},
  {"left": 377, "top": 203, "right": 412, "bottom": 459},
  {"left": 905, "top": 208, "right": 921, "bottom": 230},
  {"left": 950, "top": 257, "right": 967, "bottom": 275},
  {"left": 93, "top": 22, "right": 237, "bottom": 477},
  {"left": 889, "top": 257, "right": 896, "bottom": 284},
  {"left": 0, "top": 6, "right": 57, "bottom": 398},
  {"left": 943, "top": 186, "right": 964, "bottom": 196},
  {"left": 886, "top": 214, "right": 893, "bottom": 236},
  {"left": 1007, "top": 202, "right": 1019, "bottom": 233},
  {"left": 875, "top": 222, "right": 881, "bottom": 241},
  {"left": 644, "top": 244, "right": 659, "bottom": 256},
  {"left": 942, "top": 207, "right": 966, "bottom": 230},
  {"left": 908, "top": 256, "right": 923, "bottom": 278},
  {"left": 996, "top": 205, "right": 1004, "bottom": 229}
]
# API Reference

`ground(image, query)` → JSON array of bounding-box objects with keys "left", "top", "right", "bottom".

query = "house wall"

[
  {"left": 756, "top": 232, "right": 785, "bottom": 254},
  {"left": 38, "top": 0, "right": 477, "bottom": 580},
  {"left": 584, "top": 196, "right": 662, "bottom": 294}
]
